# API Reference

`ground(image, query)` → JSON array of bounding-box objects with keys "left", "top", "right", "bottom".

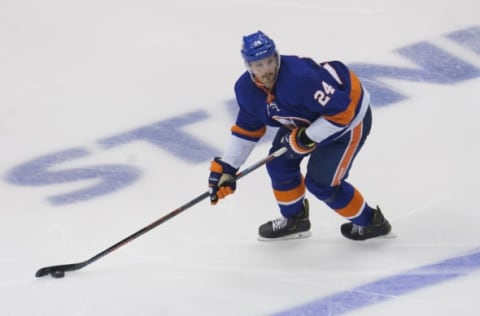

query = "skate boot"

[
  {"left": 258, "top": 199, "right": 312, "bottom": 241},
  {"left": 341, "top": 206, "right": 392, "bottom": 241}
]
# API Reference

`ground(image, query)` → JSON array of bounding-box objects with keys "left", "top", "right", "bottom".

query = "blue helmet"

[{"left": 241, "top": 31, "right": 277, "bottom": 63}]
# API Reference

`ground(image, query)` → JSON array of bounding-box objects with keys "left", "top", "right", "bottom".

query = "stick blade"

[{"left": 35, "top": 263, "right": 83, "bottom": 278}]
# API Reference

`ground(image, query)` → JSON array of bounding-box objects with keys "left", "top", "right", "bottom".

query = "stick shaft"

[{"left": 35, "top": 147, "right": 286, "bottom": 277}]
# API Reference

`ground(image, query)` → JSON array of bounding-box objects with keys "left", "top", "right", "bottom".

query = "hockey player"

[{"left": 207, "top": 31, "right": 391, "bottom": 241}]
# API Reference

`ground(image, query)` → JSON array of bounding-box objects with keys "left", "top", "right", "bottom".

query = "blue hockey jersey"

[{"left": 221, "top": 55, "right": 370, "bottom": 168}]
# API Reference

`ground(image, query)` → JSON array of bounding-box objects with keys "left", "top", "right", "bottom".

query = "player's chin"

[{"left": 262, "top": 77, "right": 275, "bottom": 87}]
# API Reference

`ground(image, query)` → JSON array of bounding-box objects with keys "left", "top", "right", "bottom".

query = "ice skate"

[
  {"left": 341, "top": 206, "right": 393, "bottom": 241},
  {"left": 258, "top": 199, "right": 311, "bottom": 241}
]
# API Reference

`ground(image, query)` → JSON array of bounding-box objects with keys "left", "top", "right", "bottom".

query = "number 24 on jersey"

[{"left": 313, "top": 81, "right": 335, "bottom": 106}]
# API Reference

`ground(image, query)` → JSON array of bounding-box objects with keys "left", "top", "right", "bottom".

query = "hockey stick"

[{"left": 35, "top": 147, "right": 287, "bottom": 278}]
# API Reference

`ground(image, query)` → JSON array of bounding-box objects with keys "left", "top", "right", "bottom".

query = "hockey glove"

[
  {"left": 281, "top": 127, "right": 317, "bottom": 160},
  {"left": 208, "top": 157, "right": 239, "bottom": 205}
]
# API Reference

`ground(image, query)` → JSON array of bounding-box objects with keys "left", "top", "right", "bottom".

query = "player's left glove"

[
  {"left": 208, "top": 157, "right": 239, "bottom": 205},
  {"left": 281, "top": 127, "right": 317, "bottom": 159}
]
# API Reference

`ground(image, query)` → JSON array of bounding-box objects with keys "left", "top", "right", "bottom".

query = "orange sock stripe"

[
  {"left": 335, "top": 188, "right": 365, "bottom": 218},
  {"left": 331, "top": 122, "right": 362, "bottom": 186},
  {"left": 273, "top": 180, "right": 306, "bottom": 205}
]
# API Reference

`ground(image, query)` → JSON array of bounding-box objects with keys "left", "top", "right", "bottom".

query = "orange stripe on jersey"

[
  {"left": 331, "top": 122, "right": 362, "bottom": 186},
  {"left": 231, "top": 124, "right": 267, "bottom": 140},
  {"left": 335, "top": 188, "right": 365, "bottom": 218},
  {"left": 323, "top": 70, "right": 362, "bottom": 126},
  {"left": 273, "top": 179, "right": 306, "bottom": 205}
]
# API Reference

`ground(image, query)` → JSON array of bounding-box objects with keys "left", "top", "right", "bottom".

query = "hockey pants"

[{"left": 266, "top": 107, "right": 374, "bottom": 225}]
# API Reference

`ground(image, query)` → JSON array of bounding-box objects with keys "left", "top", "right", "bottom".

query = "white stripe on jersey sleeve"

[
  {"left": 221, "top": 135, "right": 256, "bottom": 169},
  {"left": 323, "top": 63, "right": 343, "bottom": 85},
  {"left": 305, "top": 117, "right": 344, "bottom": 143}
]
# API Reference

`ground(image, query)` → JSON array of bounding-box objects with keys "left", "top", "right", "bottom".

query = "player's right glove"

[{"left": 208, "top": 157, "right": 239, "bottom": 205}]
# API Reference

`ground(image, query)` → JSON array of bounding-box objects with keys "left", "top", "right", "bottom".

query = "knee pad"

[
  {"left": 305, "top": 176, "right": 336, "bottom": 202},
  {"left": 266, "top": 155, "right": 302, "bottom": 187}
]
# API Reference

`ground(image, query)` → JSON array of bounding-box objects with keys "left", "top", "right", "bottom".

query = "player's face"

[{"left": 248, "top": 55, "right": 278, "bottom": 88}]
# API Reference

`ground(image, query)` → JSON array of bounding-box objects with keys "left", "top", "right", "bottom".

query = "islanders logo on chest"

[
  {"left": 266, "top": 101, "right": 312, "bottom": 129},
  {"left": 271, "top": 115, "right": 312, "bottom": 129}
]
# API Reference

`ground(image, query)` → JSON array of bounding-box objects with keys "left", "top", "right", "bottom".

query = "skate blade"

[
  {"left": 257, "top": 231, "right": 312, "bottom": 242},
  {"left": 358, "top": 232, "right": 397, "bottom": 241},
  {"left": 380, "top": 232, "right": 397, "bottom": 239}
]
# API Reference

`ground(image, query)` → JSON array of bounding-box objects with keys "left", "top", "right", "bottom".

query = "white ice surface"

[{"left": 1, "top": 0, "right": 480, "bottom": 315}]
